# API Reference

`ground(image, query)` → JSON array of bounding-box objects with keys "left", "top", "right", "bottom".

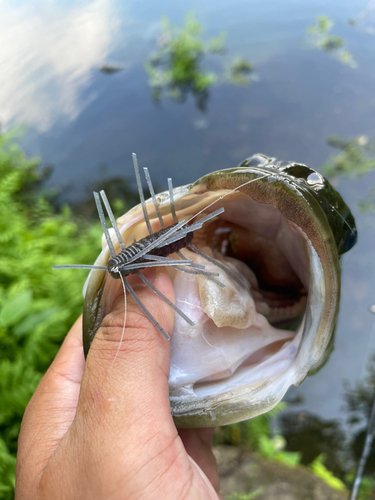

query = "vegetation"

[
  {"left": 307, "top": 15, "right": 357, "bottom": 68},
  {"left": 322, "top": 134, "right": 375, "bottom": 212},
  {"left": 145, "top": 12, "right": 253, "bottom": 111},
  {"left": 308, "top": 454, "right": 346, "bottom": 491},
  {"left": 228, "top": 489, "right": 263, "bottom": 500},
  {"left": 215, "top": 403, "right": 353, "bottom": 494},
  {"left": 227, "top": 58, "right": 254, "bottom": 87},
  {"left": 1, "top": 128, "right": 373, "bottom": 498},
  {"left": 323, "top": 135, "right": 375, "bottom": 178},
  {"left": 214, "top": 403, "right": 301, "bottom": 466},
  {"left": 0, "top": 129, "right": 102, "bottom": 498}
]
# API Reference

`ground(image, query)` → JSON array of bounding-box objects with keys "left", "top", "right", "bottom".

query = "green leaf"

[
  {"left": 0, "top": 290, "right": 32, "bottom": 328},
  {"left": 258, "top": 435, "right": 276, "bottom": 458},
  {"left": 13, "top": 307, "right": 60, "bottom": 336},
  {"left": 309, "top": 454, "right": 347, "bottom": 491},
  {"left": 276, "top": 451, "right": 301, "bottom": 466}
]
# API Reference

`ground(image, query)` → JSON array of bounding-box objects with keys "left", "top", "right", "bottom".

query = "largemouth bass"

[{"left": 80, "top": 153, "right": 357, "bottom": 427}]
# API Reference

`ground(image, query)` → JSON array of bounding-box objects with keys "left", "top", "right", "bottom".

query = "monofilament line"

[
  {"left": 108, "top": 271, "right": 128, "bottom": 373},
  {"left": 186, "top": 173, "right": 271, "bottom": 224},
  {"left": 350, "top": 389, "right": 375, "bottom": 500}
]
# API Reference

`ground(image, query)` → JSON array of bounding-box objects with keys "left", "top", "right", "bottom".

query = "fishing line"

[
  {"left": 186, "top": 173, "right": 271, "bottom": 224},
  {"left": 329, "top": 204, "right": 357, "bottom": 240},
  {"left": 108, "top": 270, "right": 127, "bottom": 373},
  {"left": 350, "top": 390, "right": 375, "bottom": 500}
]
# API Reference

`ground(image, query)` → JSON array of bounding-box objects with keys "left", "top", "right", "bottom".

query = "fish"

[{"left": 78, "top": 153, "right": 357, "bottom": 428}]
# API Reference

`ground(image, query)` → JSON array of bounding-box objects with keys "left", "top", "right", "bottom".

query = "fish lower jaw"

[{"left": 168, "top": 229, "right": 325, "bottom": 427}]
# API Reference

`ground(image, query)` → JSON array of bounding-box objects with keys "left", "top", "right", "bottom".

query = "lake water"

[{"left": 2, "top": 0, "right": 375, "bottom": 462}]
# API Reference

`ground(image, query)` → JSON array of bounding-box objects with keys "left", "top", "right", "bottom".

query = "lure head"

[
  {"left": 82, "top": 154, "right": 357, "bottom": 427},
  {"left": 107, "top": 259, "right": 121, "bottom": 279}
]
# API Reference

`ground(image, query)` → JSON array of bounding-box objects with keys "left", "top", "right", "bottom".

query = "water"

[{"left": 2, "top": 0, "right": 375, "bottom": 461}]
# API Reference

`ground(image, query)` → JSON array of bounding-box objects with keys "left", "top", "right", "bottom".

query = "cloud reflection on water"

[{"left": 0, "top": 0, "right": 118, "bottom": 131}]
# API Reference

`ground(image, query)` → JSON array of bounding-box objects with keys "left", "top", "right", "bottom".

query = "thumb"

[{"left": 74, "top": 268, "right": 176, "bottom": 448}]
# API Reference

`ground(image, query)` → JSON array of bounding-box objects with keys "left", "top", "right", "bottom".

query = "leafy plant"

[
  {"left": 214, "top": 403, "right": 301, "bottom": 467},
  {"left": 322, "top": 135, "right": 375, "bottom": 213},
  {"left": 145, "top": 12, "right": 253, "bottom": 111},
  {"left": 309, "top": 454, "right": 346, "bottom": 491},
  {"left": 257, "top": 434, "right": 301, "bottom": 466},
  {"left": 307, "top": 15, "right": 357, "bottom": 68},
  {"left": 323, "top": 135, "right": 375, "bottom": 178},
  {"left": 0, "top": 129, "right": 102, "bottom": 498},
  {"left": 227, "top": 58, "right": 254, "bottom": 86}
]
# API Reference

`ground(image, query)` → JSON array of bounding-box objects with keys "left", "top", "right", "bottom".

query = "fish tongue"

[
  {"left": 195, "top": 247, "right": 269, "bottom": 329},
  {"left": 169, "top": 248, "right": 295, "bottom": 393}
]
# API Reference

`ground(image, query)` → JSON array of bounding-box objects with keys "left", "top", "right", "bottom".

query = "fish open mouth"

[
  {"left": 83, "top": 156, "right": 353, "bottom": 427},
  {"left": 167, "top": 189, "right": 325, "bottom": 424}
]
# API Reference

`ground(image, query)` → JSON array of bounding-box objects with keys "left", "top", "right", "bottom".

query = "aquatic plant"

[
  {"left": 0, "top": 129, "right": 101, "bottom": 498},
  {"left": 323, "top": 135, "right": 375, "bottom": 177},
  {"left": 227, "top": 58, "right": 254, "bottom": 86},
  {"left": 307, "top": 15, "right": 357, "bottom": 68},
  {"left": 357, "top": 187, "right": 375, "bottom": 213},
  {"left": 145, "top": 12, "right": 253, "bottom": 111},
  {"left": 322, "top": 135, "right": 375, "bottom": 212}
]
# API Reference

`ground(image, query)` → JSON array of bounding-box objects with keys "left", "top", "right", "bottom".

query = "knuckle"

[{"left": 97, "top": 307, "right": 160, "bottom": 348}]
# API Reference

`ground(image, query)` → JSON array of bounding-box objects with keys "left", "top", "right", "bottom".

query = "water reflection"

[
  {"left": 280, "top": 412, "right": 348, "bottom": 477},
  {"left": 278, "top": 352, "right": 375, "bottom": 496},
  {"left": 349, "top": 1, "right": 375, "bottom": 36},
  {"left": 322, "top": 135, "right": 375, "bottom": 212},
  {"left": 307, "top": 15, "right": 357, "bottom": 68},
  {"left": 73, "top": 165, "right": 140, "bottom": 219},
  {"left": 145, "top": 12, "right": 253, "bottom": 112},
  {"left": 0, "top": 0, "right": 117, "bottom": 130},
  {"left": 99, "top": 64, "right": 123, "bottom": 74}
]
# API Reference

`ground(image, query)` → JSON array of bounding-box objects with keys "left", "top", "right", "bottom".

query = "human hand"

[{"left": 16, "top": 270, "right": 221, "bottom": 499}]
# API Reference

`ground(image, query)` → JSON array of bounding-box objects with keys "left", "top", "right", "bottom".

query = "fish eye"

[{"left": 307, "top": 172, "right": 323, "bottom": 185}]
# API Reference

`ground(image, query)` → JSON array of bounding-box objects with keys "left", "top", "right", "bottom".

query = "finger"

[
  {"left": 179, "top": 428, "right": 220, "bottom": 493},
  {"left": 16, "top": 316, "right": 85, "bottom": 490},
  {"left": 74, "top": 268, "right": 177, "bottom": 451}
]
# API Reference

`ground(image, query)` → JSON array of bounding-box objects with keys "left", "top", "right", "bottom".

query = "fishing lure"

[{"left": 53, "top": 153, "right": 244, "bottom": 341}]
